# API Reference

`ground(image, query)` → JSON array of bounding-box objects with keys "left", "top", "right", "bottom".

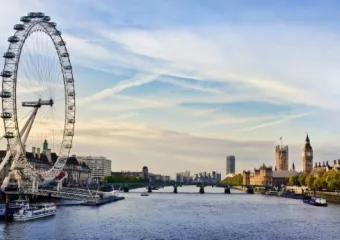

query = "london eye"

[{"left": 0, "top": 12, "right": 75, "bottom": 188}]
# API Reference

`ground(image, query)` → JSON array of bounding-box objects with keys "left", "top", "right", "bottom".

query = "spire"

[
  {"left": 305, "top": 132, "right": 310, "bottom": 143},
  {"left": 43, "top": 138, "right": 48, "bottom": 154},
  {"left": 292, "top": 162, "right": 295, "bottom": 171}
]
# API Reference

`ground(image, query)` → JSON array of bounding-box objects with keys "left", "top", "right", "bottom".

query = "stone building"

[
  {"left": 302, "top": 133, "right": 313, "bottom": 173},
  {"left": 275, "top": 145, "right": 289, "bottom": 171},
  {"left": 243, "top": 170, "right": 251, "bottom": 185},
  {"left": 250, "top": 164, "right": 273, "bottom": 185},
  {"left": 0, "top": 140, "right": 91, "bottom": 186}
]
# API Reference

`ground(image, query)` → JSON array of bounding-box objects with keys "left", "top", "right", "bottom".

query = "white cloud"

[{"left": 78, "top": 73, "right": 161, "bottom": 105}]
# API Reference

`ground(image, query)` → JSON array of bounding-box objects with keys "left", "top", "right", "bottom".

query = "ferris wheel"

[{"left": 0, "top": 12, "right": 75, "bottom": 187}]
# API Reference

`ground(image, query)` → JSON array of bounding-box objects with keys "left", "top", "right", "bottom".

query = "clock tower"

[{"left": 302, "top": 133, "right": 313, "bottom": 173}]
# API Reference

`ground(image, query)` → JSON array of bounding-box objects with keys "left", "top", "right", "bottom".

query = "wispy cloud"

[
  {"left": 234, "top": 112, "right": 311, "bottom": 132},
  {"left": 78, "top": 73, "right": 160, "bottom": 105}
]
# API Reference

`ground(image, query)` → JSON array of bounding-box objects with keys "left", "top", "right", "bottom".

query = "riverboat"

[
  {"left": 13, "top": 202, "right": 56, "bottom": 221},
  {"left": 303, "top": 196, "right": 328, "bottom": 207},
  {"left": 0, "top": 204, "right": 14, "bottom": 221},
  {"left": 141, "top": 193, "right": 149, "bottom": 196}
]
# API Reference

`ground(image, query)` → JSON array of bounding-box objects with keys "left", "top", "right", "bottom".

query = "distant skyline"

[{"left": 1, "top": 0, "right": 340, "bottom": 178}]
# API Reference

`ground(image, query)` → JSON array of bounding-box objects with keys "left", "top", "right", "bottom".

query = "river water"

[{"left": 1, "top": 186, "right": 339, "bottom": 240}]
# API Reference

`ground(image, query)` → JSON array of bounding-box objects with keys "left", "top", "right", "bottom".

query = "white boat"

[{"left": 13, "top": 202, "right": 56, "bottom": 221}]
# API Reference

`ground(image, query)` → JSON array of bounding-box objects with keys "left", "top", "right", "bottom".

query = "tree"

[
  {"left": 221, "top": 174, "right": 243, "bottom": 185},
  {"left": 306, "top": 174, "right": 315, "bottom": 189},
  {"left": 288, "top": 175, "right": 300, "bottom": 186},
  {"left": 298, "top": 173, "right": 308, "bottom": 186}
]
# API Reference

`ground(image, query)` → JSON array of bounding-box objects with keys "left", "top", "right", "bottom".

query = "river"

[{"left": 1, "top": 186, "right": 339, "bottom": 240}]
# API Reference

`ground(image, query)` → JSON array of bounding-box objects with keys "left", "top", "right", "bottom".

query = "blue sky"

[{"left": 1, "top": 0, "right": 340, "bottom": 177}]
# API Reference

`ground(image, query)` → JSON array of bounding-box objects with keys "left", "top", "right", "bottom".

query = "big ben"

[{"left": 302, "top": 133, "right": 313, "bottom": 173}]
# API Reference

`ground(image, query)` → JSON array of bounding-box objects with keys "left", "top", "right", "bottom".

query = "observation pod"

[
  {"left": 14, "top": 24, "right": 25, "bottom": 31},
  {"left": 3, "top": 132, "right": 14, "bottom": 139},
  {"left": 68, "top": 105, "right": 75, "bottom": 111},
  {"left": 66, "top": 131, "right": 74, "bottom": 136},
  {"left": 49, "top": 22, "right": 57, "bottom": 27},
  {"left": 0, "top": 91, "right": 12, "bottom": 98},
  {"left": 42, "top": 16, "right": 51, "bottom": 22},
  {"left": 20, "top": 16, "right": 31, "bottom": 23},
  {"left": 3, "top": 52, "right": 15, "bottom": 59},
  {"left": 28, "top": 12, "right": 38, "bottom": 18},
  {"left": 61, "top": 52, "right": 69, "bottom": 58},
  {"left": 68, "top": 119, "right": 75, "bottom": 124},
  {"left": 0, "top": 71, "right": 13, "bottom": 78},
  {"left": 57, "top": 41, "right": 66, "bottom": 46},
  {"left": 67, "top": 91, "right": 75, "bottom": 97},
  {"left": 64, "top": 144, "right": 72, "bottom": 149},
  {"left": 1, "top": 112, "right": 12, "bottom": 119},
  {"left": 36, "top": 12, "right": 45, "bottom": 18},
  {"left": 8, "top": 36, "right": 20, "bottom": 43},
  {"left": 66, "top": 78, "right": 73, "bottom": 83},
  {"left": 52, "top": 30, "right": 62, "bottom": 36},
  {"left": 64, "top": 65, "right": 72, "bottom": 70}
]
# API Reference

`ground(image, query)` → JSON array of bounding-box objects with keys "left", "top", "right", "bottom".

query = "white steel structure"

[
  {"left": 77, "top": 156, "right": 111, "bottom": 181},
  {"left": 0, "top": 12, "right": 75, "bottom": 190}
]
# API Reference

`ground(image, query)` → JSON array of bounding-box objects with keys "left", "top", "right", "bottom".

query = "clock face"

[{"left": 306, "top": 152, "right": 311, "bottom": 157}]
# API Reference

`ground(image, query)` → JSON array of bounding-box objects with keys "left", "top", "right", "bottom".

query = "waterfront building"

[
  {"left": 111, "top": 168, "right": 170, "bottom": 182},
  {"left": 142, "top": 166, "right": 149, "bottom": 180},
  {"left": 272, "top": 170, "right": 299, "bottom": 187},
  {"left": 176, "top": 170, "right": 191, "bottom": 183},
  {"left": 0, "top": 141, "right": 91, "bottom": 185},
  {"left": 77, "top": 156, "right": 111, "bottom": 182},
  {"left": 275, "top": 145, "right": 289, "bottom": 171},
  {"left": 312, "top": 160, "right": 340, "bottom": 173},
  {"left": 243, "top": 164, "right": 273, "bottom": 186},
  {"left": 243, "top": 171, "right": 250, "bottom": 185},
  {"left": 216, "top": 172, "right": 222, "bottom": 182},
  {"left": 226, "top": 155, "right": 236, "bottom": 174},
  {"left": 302, "top": 133, "right": 313, "bottom": 173}
]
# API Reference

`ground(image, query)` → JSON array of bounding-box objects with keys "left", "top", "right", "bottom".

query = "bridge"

[{"left": 108, "top": 182, "right": 270, "bottom": 194}]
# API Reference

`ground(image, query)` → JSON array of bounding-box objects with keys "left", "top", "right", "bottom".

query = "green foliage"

[
  {"left": 298, "top": 173, "right": 308, "bottom": 186},
  {"left": 304, "top": 170, "right": 340, "bottom": 191},
  {"left": 102, "top": 174, "right": 141, "bottom": 183},
  {"left": 221, "top": 174, "right": 243, "bottom": 185},
  {"left": 306, "top": 174, "right": 315, "bottom": 188},
  {"left": 288, "top": 175, "right": 300, "bottom": 186}
]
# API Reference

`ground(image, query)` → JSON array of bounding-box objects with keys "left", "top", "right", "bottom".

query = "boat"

[
  {"left": 0, "top": 200, "right": 30, "bottom": 221},
  {"left": 303, "top": 196, "right": 328, "bottom": 207},
  {"left": 83, "top": 191, "right": 125, "bottom": 206},
  {"left": 0, "top": 204, "right": 14, "bottom": 221},
  {"left": 13, "top": 202, "right": 56, "bottom": 221},
  {"left": 141, "top": 193, "right": 149, "bottom": 196}
]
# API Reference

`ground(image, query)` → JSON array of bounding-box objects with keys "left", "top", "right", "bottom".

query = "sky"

[{"left": 1, "top": 0, "right": 340, "bottom": 178}]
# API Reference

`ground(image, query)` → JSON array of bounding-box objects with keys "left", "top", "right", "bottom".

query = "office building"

[
  {"left": 226, "top": 155, "right": 236, "bottom": 174},
  {"left": 77, "top": 156, "right": 111, "bottom": 181}
]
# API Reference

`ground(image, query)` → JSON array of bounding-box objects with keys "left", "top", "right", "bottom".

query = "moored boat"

[
  {"left": 303, "top": 196, "right": 327, "bottom": 207},
  {"left": 13, "top": 202, "right": 56, "bottom": 221}
]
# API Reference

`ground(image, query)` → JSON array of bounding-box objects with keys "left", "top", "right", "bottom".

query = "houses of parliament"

[
  {"left": 244, "top": 134, "right": 316, "bottom": 186},
  {"left": 275, "top": 133, "right": 313, "bottom": 173}
]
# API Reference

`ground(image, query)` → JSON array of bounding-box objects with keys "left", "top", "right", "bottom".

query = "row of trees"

[
  {"left": 102, "top": 175, "right": 141, "bottom": 183},
  {"left": 220, "top": 174, "right": 243, "bottom": 185},
  {"left": 288, "top": 169, "right": 340, "bottom": 191}
]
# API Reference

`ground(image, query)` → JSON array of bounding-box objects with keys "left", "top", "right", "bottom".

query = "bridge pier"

[
  {"left": 148, "top": 186, "right": 152, "bottom": 193},
  {"left": 173, "top": 186, "right": 178, "bottom": 194},
  {"left": 199, "top": 186, "right": 205, "bottom": 194},
  {"left": 123, "top": 185, "right": 129, "bottom": 192},
  {"left": 224, "top": 187, "right": 231, "bottom": 194}
]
